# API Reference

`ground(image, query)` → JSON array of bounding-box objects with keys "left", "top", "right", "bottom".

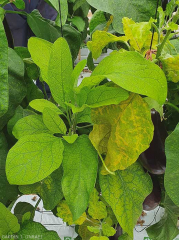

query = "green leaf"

[
  {"left": 102, "top": 223, "right": 116, "bottom": 237},
  {"left": 73, "top": 0, "right": 86, "bottom": 12},
  {"left": 17, "top": 221, "right": 60, "bottom": 240},
  {"left": 147, "top": 195, "right": 179, "bottom": 240},
  {"left": 161, "top": 55, "right": 179, "bottom": 83},
  {"left": 118, "top": 233, "right": 132, "bottom": 240},
  {"left": 19, "top": 167, "right": 63, "bottom": 210},
  {"left": 86, "top": 0, "right": 159, "bottom": 33},
  {"left": 87, "top": 30, "right": 127, "bottom": 59},
  {"left": 55, "top": 0, "right": 68, "bottom": 26},
  {"left": 62, "top": 134, "right": 78, "bottom": 144},
  {"left": 77, "top": 51, "right": 167, "bottom": 104},
  {"left": 89, "top": 10, "right": 106, "bottom": 33},
  {"left": 27, "top": 10, "right": 61, "bottom": 43},
  {"left": 70, "top": 86, "right": 129, "bottom": 113},
  {"left": 29, "top": 99, "right": 63, "bottom": 114},
  {"left": 0, "top": 18, "right": 8, "bottom": 118},
  {"left": 62, "top": 135, "right": 98, "bottom": 220},
  {"left": 7, "top": 106, "right": 35, "bottom": 137},
  {"left": 44, "top": 0, "right": 59, "bottom": 12},
  {"left": 12, "top": 0, "right": 25, "bottom": 10},
  {"left": 71, "top": 59, "right": 87, "bottom": 88},
  {"left": 88, "top": 189, "right": 107, "bottom": 220},
  {"left": 62, "top": 24, "right": 82, "bottom": 62},
  {"left": 43, "top": 108, "right": 67, "bottom": 134},
  {"left": 0, "top": 7, "right": 5, "bottom": 21},
  {"left": 100, "top": 162, "right": 152, "bottom": 237},
  {"left": 14, "top": 202, "right": 34, "bottom": 224},
  {"left": 68, "top": 16, "right": 85, "bottom": 32},
  {"left": 89, "top": 94, "right": 154, "bottom": 173},
  {"left": 28, "top": 37, "right": 52, "bottom": 84},
  {"left": 144, "top": 97, "right": 163, "bottom": 117},
  {"left": 166, "top": 0, "right": 178, "bottom": 17},
  {"left": 0, "top": 132, "right": 19, "bottom": 205},
  {"left": 76, "top": 108, "right": 92, "bottom": 124},
  {"left": 6, "top": 133, "right": 64, "bottom": 185},
  {"left": 165, "top": 22, "right": 179, "bottom": 31},
  {"left": 87, "top": 226, "right": 100, "bottom": 234},
  {"left": 0, "top": 202, "right": 20, "bottom": 238},
  {"left": 48, "top": 37, "right": 73, "bottom": 108},
  {"left": 12, "top": 115, "right": 52, "bottom": 139},
  {"left": 0, "top": 48, "right": 26, "bottom": 130},
  {"left": 158, "top": 6, "right": 165, "bottom": 29},
  {"left": 165, "top": 123, "right": 179, "bottom": 207}
]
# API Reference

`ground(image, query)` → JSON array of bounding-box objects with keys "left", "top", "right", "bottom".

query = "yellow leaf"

[
  {"left": 87, "top": 30, "right": 128, "bottom": 59},
  {"left": 161, "top": 55, "right": 179, "bottom": 83},
  {"left": 89, "top": 94, "right": 154, "bottom": 173},
  {"left": 90, "top": 237, "right": 109, "bottom": 240},
  {"left": 57, "top": 200, "right": 86, "bottom": 225},
  {"left": 88, "top": 189, "right": 107, "bottom": 219},
  {"left": 122, "top": 17, "right": 154, "bottom": 52}
]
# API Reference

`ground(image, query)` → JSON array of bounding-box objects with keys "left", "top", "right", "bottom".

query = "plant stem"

[
  {"left": 156, "top": 7, "right": 179, "bottom": 58},
  {"left": 59, "top": 0, "right": 63, "bottom": 37},
  {"left": 5, "top": 10, "right": 27, "bottom": 15},
  {"left": 30, "top": 197, "right": 41, "bottom": 220},
  {"left": 98, "top": 151, "right": 115, "bottom": 175},
  {"left": 165, "top": 102, "right": 179, "bottom": 113},
  {"left": 150, "top": 0, "right": 160, "bottom": 50},
  {"left": 41, "top": 81, "right": 48, "bottom": 100}
]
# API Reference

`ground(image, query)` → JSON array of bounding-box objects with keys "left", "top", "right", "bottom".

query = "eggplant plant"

[{"left": 1, "top": 0, "right": 179, "bottom": 240}]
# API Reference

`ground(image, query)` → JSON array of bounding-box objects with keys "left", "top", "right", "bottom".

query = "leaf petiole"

[{"left": 97, "top": 150, "right": 115, "bottom": 175}]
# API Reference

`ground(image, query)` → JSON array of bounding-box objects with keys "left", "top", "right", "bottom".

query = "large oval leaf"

[
  {"left": 62, "top": 135, "right": 98, "bottom": 221},
  {"left": 78, "top": 51, "right": 167, "bottom": 104},
  {"left": 48, "top": 37, "right": 73, "bottom": 108},
  {"left": 0, "top": 202, "right": 20, "bottom": 238},
  {"left": 90, "top": 94, "right": 154, "bottom": 172},
  {"left": 86, "top": 0, "right": 158, "bottom": 33},
  {"left": 0, "top": 18, "right": 8, "bottom": 118},
  {"left": 165, "top": 123, "right": 179, "bottom": 207},
  {"left": 100, "top": 162, "right": 152, "bottom": 237},
  {"left": 6, "top": 133, "right": 64, "bottom": 185}
]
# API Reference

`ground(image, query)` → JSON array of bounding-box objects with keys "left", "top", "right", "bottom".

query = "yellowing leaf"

[
  {"left": 79, "top": 219, "right": 100, "bottom": 240},
  {"left": 87, "top": 30, "right": 128, "bottom": 59},
  {"left": 102, "top": 223, "right": 116, "bottom": 237},
  {"left": 161, "top": 55, "right": 179, "bottom": 83},
  {"left": 90, "top": 236, "right": 109, "bottom": 240},
  {"left": 100, "top": 162, "right": 152, "bottom": 237},
  {"left": 89, "top": 94, "right": 154, "bottom": 173},
  {"left": 88, "top": 189, "right": 107, "bottom": 220},
  {"left": 122, "top": 17, "right": 153, "bottom": 52},
  {"left": 87, "top": 226, "right": 100, "bottom": 234},
  {"left": 57, "top": 200, "right": 86, "bottom": 225}
]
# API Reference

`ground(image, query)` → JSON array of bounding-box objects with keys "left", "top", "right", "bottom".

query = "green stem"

[
  {"left": 156, "top": 8, "right": 179, "bottom": 58},
  {"left": 5, "top": 10, "right": 27, "bottom": 15},
  {"left": 41, "top": 81, "right": 48, "bottom": 100},
  {"left": 165, "top": 102, "right": 179, "bottom": 113},
  {"left": 76, "top": 124, "right": 93, "bottom": 129},
  {"left": 98, "top": 150, "right": 115, "bottom": 175},
  {"left": 30, "top": 197, "right": 41, "bottom": 220},
  {"left": 151, "top": 23, "right": 160, "bottom": 44},
  {"left": 1, "top": 0, "right": 9, "bottom": 7}
]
